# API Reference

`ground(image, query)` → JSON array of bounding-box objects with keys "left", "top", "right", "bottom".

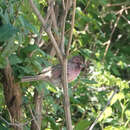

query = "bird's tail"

[{"left": 21, "top": 75, "right": 44, "bottom": 82}]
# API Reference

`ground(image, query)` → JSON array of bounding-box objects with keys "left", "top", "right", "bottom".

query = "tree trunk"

[
  {"left": 1, "top": 60, "right": 23, "bottom": 130},
  {"left": 31, "top": 89, "right": 44, "bottom": 130}
]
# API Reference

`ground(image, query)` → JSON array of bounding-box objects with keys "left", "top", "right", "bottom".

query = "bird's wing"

[{"left": 51, "top": 65, "right": 62, "bottom": 79}]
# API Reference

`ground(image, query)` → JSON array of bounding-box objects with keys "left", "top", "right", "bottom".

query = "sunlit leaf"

[
  {"left": 99, "top": 107, "right": 112, "bottom": 121},
  {"left": 104, "top": 126, "right": 127, "bottom": 130},
  {"left": 125, "top": 110, "right": 130, "bottom": 120},
  {"left": 110, "top": 92, "right": 125, "bottom": 105}
]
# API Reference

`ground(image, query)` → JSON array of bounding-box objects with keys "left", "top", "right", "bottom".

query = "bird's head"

[
  {"left": 71, "top": 56, "right": 83, "bottom": 63},
  {"left": 71, "top": 56, "right": 85, "bottom": 69}
]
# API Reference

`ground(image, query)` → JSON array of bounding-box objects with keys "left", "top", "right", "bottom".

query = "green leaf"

[
  {"left": 23, "top": 126, "right": 30, "bottom": 130},
  {"left": 75, "top": 119, "right": 90, "bottom": 130},
  {"left": 81, "top": 78, "right": 97, "bottom": 84},
  {"left": 1, "top": 40, "right": 18, "bottom": 57},
  {"left": 20, "top": 45, "right": 38, "bottom": 55},
  {"left": 32, "top": 60, "right": 42, "bottom": 71},
  {"left": 125, "top": 110, "right": 130, "bottom": 120},
  {"left": 81, "top": 49, "right": 92, "bottom": 58},
  {"left": 0, "top": 53, "right": 7, "bottom": 68},
  {"left": 45, "top": 116, "right": 59, "bottom": 130},
  {"left": 35, "top": 48, "right": 47, "bottom": 56},
  {"left": 99, "top": 107, "right": 112, "bottom": 121},
  {"left": 104, "top": 14, "right": 116, "bottom": 22},
  {"left": 104, "top": 126, "right": 127, "bottom": 130},
  {"left": 110, "top": 92, "right": 125, "bottom": 105},
  {"left": 18, "top": 15, "right": 38, "bottom": 34},
  {"left": 0, "top": 124, "right": 8, "bottom": 130},
  {"left": 0, "top": 24, "right": 18, "bottom": 42},
  {"left": 36, "top": 81, "right": 48, "bottom": 93},
  {"left": 19, "top": 66, "right": 34, "bottom": 74},
  {"left": 47, "top": 85, "right": 57, "bottom": 93},
  {"left": 9, "top": 54, "right": 22, "bottom": 65},
  {"left": 111, "top": 65, "right": 120, "bottom": 76}
]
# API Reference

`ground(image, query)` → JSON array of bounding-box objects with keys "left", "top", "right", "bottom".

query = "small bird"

[{"left": 21, "top": 56, "right": 84, "bottom": 86}]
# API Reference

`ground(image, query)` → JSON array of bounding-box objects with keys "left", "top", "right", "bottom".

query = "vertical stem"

[
  {"left": 2, "top": 59, "right": 23, "bottom": 130},
  {"left": 31, "top": 89, "right": 44, "bottom": 130},
  {"left": 66, "top": 0, "right": 76, "bottom": 56},
  {"left": 62, "top": 57, "right": 73, "bottom": 130}
]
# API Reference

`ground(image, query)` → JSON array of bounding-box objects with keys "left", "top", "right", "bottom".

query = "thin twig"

[
  {"left": 29, "top": 0, "right": 46, "bottom": 27},
  {"left": 0, "top": 115, "right": 22, "bottom": 128},
  {"left": 106, "top": 2, "right": 130, "bottom": 7},
  {"left": 60, "top": 9, "right": 68, "bottom": 54},
  {"left": 62, "top": 0, "right": 65, "bottom": 10},
  {"left": 84, "top": 0, "right": 91, "bottom": 12},
  {"left": 121, "top": 15, "right": 130, "bottom": 24},
  {"left": 49, "top": 0, "right": 60, "bottom": 45},
  {"left": 35, "top": 27, "right": 44, "bottom": 46},
  {"left": 87, "top": 86, "right": 117, "bottom": 92},
  {"left": 65, "top": 0, "right": 69, "bottom": 11},
  {"left": 49, "top": 3, "right": 61, "bottom": 56},
  {"left": 115, "top": 6, "right": 130, "bottom": 15},
  {"left": 103, "top": 7, "right": 123, "bottom": 61},
  {"left": 88, "top": 88, "right": 119, "bottom": 130},
  {"left": 45, "top": 1, "right": 52, "bottom": 23},
  {"left": 47, "top": 29, "right": 63, "bottom": 63},
  {"left": 0, "top": 115, "right": 34, "bottom": 128},
  {"left": 50, "top": 1, "right": 59, "bottom": 35},
  {"left": 48, "top": 0, "right": 60, "bottom": 50},
  {"left": 66, "top": 0, "right": 76, "bottom": 56},
  {"left": 28, "top": 105, "right": 40, "bottom": 130},
  {"left": 29, "top": 0, "right": 63, "bottom": 62},
  {"left": 60, "top": 0, "right": 72, "bottom": 54}
]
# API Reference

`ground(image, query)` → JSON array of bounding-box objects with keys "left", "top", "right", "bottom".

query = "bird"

[{"left": 21, "top": 56, "right": 84, "bottom": 86}]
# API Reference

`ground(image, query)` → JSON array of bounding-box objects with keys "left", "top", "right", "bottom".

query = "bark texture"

[
  {"left": 31, "top": 89, "right": 44, "bottom": 130},
  {"left": 1, "top": 61, "right": 23, "bottom": 130}
]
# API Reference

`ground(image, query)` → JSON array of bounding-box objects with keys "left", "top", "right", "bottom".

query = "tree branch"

[
  {"left": 47, "top": 29, "right": 63, "bottom": 62},
  {"left": 0, "top": 115, "right": 34, "bottom": 128},
  {"left": 62, "top": 58, "right": 73, "bottom": 130},
  {"left": 66, "top": 0, "right": 76, "bottom": 56},
  {"left": 103, "top": 6, "right": 130, "bottom": 61},
  {"left": 87, "top": 86, "right": 117, "bottom": 92},
  {"left": 49, "top": 0, "right": 61, "bottom": 56},
  {"left": 29, "top": 0, "right": 63, "bottom": 62},
  {"left": 49, "top": 0, "right": 59, "bottom": 34},
  {"left": 106, "top": 2, "right": 130, "bottom": 7},
  {"left": 60, "top": 9, "right": 68, "bottom": 54},
  {"left": 29, "top": 0, "right": 46, "bottom": 27},
  {"left": 29, "top": 105, "right": 41, "bottom": 130},
  {"left": 60, "top": 0, "right": 72, "bottom": 54},
  {"left": 88, "top": 88, "right": 119, "bottom": 130},
  {"left": 29, "top": 1, "right": 74, "bottom": 130},
  {"left": 103, "top": 7, "right": 123, "bottom": 61}
]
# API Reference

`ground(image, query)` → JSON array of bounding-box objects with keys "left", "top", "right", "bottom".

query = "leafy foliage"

[{"left": 0, "top": 0, "right": 130, "bottom": 129}]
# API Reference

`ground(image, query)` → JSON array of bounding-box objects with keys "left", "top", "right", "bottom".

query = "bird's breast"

[{"left": 67, "top": 63, "right": 81, "bottom": 82}]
